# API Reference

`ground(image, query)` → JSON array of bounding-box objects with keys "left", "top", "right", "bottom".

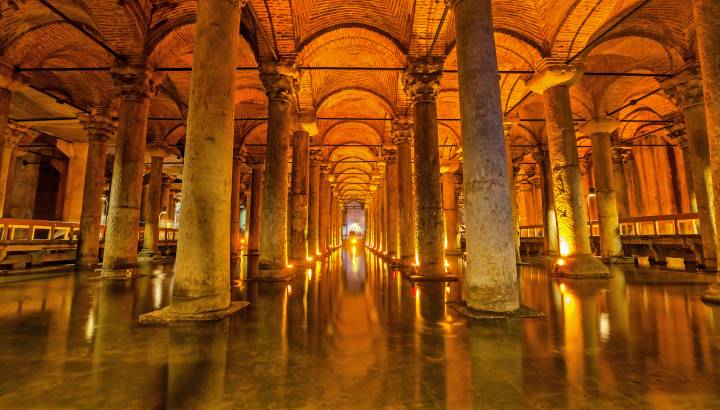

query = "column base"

[
  {"left": 139, "top": 301, "right": 249, "bottom": 325},
  {"left": 137, "top": 250, "right": 161, "bottom": 262},
  {"left": 100, "top": 266, "right": 140, "bottom": 280},
  {"left": 701, "top": 282, "right": 720, "bottom": 304},
  {"left": 253, "top": 264, "right": 295, "bottom": 282},
  {"left": 447, "top": 301, "right": 544, "bottom": 320},
  {"left": 552, "top": 254, "right": 611, "bottom": 279},
  {"left": 405, "top": 273, "right": 459, "bottom": 283}
]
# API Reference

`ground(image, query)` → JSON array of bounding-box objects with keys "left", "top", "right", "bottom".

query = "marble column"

[
  {"left": 258, "top": 62, "right": 297, "bottom": 275},
  {"left": 308, "top": 147, "right": 322, "bottom": 257},
  {"left": 247, "top": 160, "right": 264, "bottom": 256},
  {"left": 693, "top": 0, "right": 720, "bottom": 300},
  {"left": 289, "top": 130, "right": 309, "bottom": 264},
  {"left": 319, "top": 171, "right": 332, "bottom": 253},
  {"left": 505, "top": 127, "right": 522, "bottom": 263},
  {"left": 663, "top": 66, "right": 717, "bottom": 270},
  {"left": 440, "top": 164, "right": 459, "bottom": 254},
  {"left": 580, "top": 119, "right": 623, "bottom": 259},
  {"left": 384, "top": 147, "right": 399, "bottom": 258},
  {"left": 101, "top": 66, "right": 156, "bottom": 279},
  {"left": 76, "top": 114, "right": 115, "bottom": 268},
  {"left": 140, "top": 143, "right": 174, "bottom": 260},
  {"left": 58, "top": 141, "right": 89, "bottom": 222},
  {"left": 140, "top": 0, "right": 247, "bottom": 323},
  {"left": 450, "top": 0, "right": 520, "bottom": 310},
  {"left": 230, "top": 148, "right": 244, "bottom": 261},
  {"left": 404, "top": 60, "right": 445, "bottom": 275},
  {"left": 526, "top": 60, "right": 609, "bottom": 277},
  {"left": 611, "top": 148, "right": 631, "bottom": 218},
  {"left": 393, "top": 118, "right": 415, "bottom": 264},
  {"left": 536, "top": 148, "right": 559, "bottom": 255}
]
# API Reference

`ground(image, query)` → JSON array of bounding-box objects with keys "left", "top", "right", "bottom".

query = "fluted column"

[
  {"left": 230, "top": 148, "right": 244, "bottom": 261},
  {"left": 140, "top": 0, "right": 247, "bottom": 323},
  {"left": 663, "top": 65, "right": 717, "bottom": 270},
  {"left": 289, "top": 130, "right": 310, "bottom": 264},
  {"left": 247, "top": 160, "right": 264, "bottom": 256},
  {"left": 404, "top": 60, "right": 445, "bottom": 275},
  {"left": 140, "top": 142, "right": 175, "bottom": 260},
  {"left": 308, "top": 147, "right": 322, "bottom": 257},
  {"left": 76, "top": 114, "right": 116, "bottom": 268},
  {"left": 526, "top": 60, "right": 609, "bottom": 277},
  {"left": 393, "top": 118, "right": 415, "bottom": 264},
  {"left": 384, "top": 147, "right": 399, "bottom": 257},
  {"left": 580, "top": 119, "right": 623, "bottom": 259},
  {"left": 258, "top": 61, "right": 297, "bottom": 275},
  {"left": 101, "top": 66, "right": 156, "bottom": 279}
]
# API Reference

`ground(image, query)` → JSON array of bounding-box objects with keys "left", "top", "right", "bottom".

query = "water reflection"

[{"left": 0, "top": 252, "right": 719, "bottom": 407}]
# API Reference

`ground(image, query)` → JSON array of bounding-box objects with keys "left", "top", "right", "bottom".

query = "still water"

[{"left": 0, "top": 246, "right": 719, "bottom": 408}]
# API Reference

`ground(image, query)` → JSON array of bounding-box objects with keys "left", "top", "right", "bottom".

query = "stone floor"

[{"left": 0, "top": 246, "right": 719, "bottom": 409}]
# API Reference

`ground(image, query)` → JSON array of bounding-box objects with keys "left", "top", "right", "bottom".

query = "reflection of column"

[
  {"left": 580, "top": 119, "right": 623, "bottom": 259},
  {"left": 693, "top": 0, "right": 720, "bottom": 301},
  {"left": 450, "top": 0, "right": 520, "bottom": 310},
  {"left": 308, "top": 147, "right": 322, "bottom": 256},
  {"left": 536, "top": 148, "right": 559, "bottom": 255},
  {"left": 259, "top": 61, "right": 297, "bottom": 274},
  {"left": 404, "top": 60, "right": 445, "bottom": 275},
  {"left": 76, "top": 114, "right": 115, "bottom": 268},
  {"left": 393, "top": 118, "right": 415, "bottom": 264},
  {"left": 101, "top": 66, "right": 155, "bottom": 278},
  {"left": 140, "top": 143, "right": 174, "bottom": 260},
  {"left": 526, "top": 60, "right": 609, "bottom": 277},
  {"left": 289, "top": 130, "right": 309, "bottom": 264},
  {"left": 663, "top": 65, "right": 717, "bottom": 270},
  {"left": 611, "top": 148, "right": 631, "bottom": 218},
  {"left": 247, "top": 160, "right": 265, "bottom": 256}
]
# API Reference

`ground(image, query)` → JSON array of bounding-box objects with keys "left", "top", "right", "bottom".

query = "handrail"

[
  {"left": 520, "top": 213, "right": 700, "bottom": 238},
  {"left": 0, "top": 218, "right": 179, "bottom": 243}
]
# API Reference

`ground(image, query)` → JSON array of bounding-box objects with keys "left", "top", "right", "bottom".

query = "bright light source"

[
  {"left": 557, "top": 258, "right": 565, "bottom": 267},
  {"left": 445, "top": 286, "right": 451, "bottom": 293}
]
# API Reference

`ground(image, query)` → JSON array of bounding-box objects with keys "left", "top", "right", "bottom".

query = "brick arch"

[{"left": 323, "top": 122, "right": 383, "bottom": 147}]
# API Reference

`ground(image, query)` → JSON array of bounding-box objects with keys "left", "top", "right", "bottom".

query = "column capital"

[
  {"left": 248, "top": 156, "right": 266, "bottom": 170},
  {"left": 576, "top": 118, "right": 621, "bottom": 137},
  {"left": 111, "top": 64, "right": 159, "bottom": 101},
  {"left": 260, "top": 59, "right": 299, "bottom": 103},
  {"left": 5, "top": 122, "right": 34, "bottom": 149},
  {"left": 611, "top": 147, "right": 631, "bottom": 165},
  {"left": 662, "top": 62, "right": 704, "bottom": 110},
  {"left": 392, "top": 116, "right": 414, "bottom": 145},
  {"left": 404, "top": 58, "right": 443, "bottom": 104},
  {"left": 525, "top": 58, "right": 584, "bottom": 94},
  {"left": 146, "top": 141, "right": 179, "bottom": 159},
  {"left": 0, "top": 0, "right": 26, "bottom": 20},
  {"left": 309, "top": 145, "right": 323, "bottom": 163},
  {"left": 382, "top": 144, "right": 398, "bottom": 163},
  {"left": 440, "top": 160, "right": 460, "bottom": 174},
  {"left": 78, "top": 114, "right": 117, "bottom": 142}
]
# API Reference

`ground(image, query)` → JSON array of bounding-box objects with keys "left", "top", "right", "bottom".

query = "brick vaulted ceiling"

[{"left": 0, "top": 0, "right": 697, "bottom": 202}]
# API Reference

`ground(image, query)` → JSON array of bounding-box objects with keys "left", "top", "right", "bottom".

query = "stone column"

[
  {"left": 384, "top": 147, "right": 399, "bottom": 258},
  {"left": 76, "top": 114, "right": 115, "bottom": 268},
  {"left": 308, "top": 147, "right": 322, "bottom": 257},
  {"left": 580, "top": 119, "right": 623, "bottom": 259},
  {"left": 611, "top": 148, "right": 631, "bottom": 218},
  {"left": 440, "top": 163, "right": 459, "bottom": 253},
  {"left": 101, "top": 66, "right": 156, "bottom": 279},
  {"left": 258, "top": 61, "right": 297, "bottom": 275},
  {"left": 247, "top": 160, "right": 264, "bottom": 256},
  {"left": 535, "top": 148, "right": 559, "bottom": 255},
  {"left": 404, "top": 60, "right": 445, "bottom": 275},
  {"left": 693, "top": 0, "right": 720, "bottom": 301},
  {"left": 450, "top": 0, "right": 520, "bottom": 310},
  {"left": 504, "top": 126, "right": 522, "bottom": 263},
  {"left": 140, "top": 143, "right": 174, "bottom": 260},
  {"left": 230, "top": 148, "right": 244, "bottom": 261},
  {"left": 526, "top": 60, "right": 609, "bottom": 277},
  {"left": 663, "top": 66, "right": 717, "bottom": 270},
  {"left": 58, "top": 141, "right": 88, "bottom": 222},
  {"left": 669, "top": 127, "right": 697, "bottom": 213},
  {"left": 0, "top": 69, "right": 20, "bottom": 217},
  {"left": 289, "top": 130, "right": 309, "bottom": 264},
  {"left": 3, "top": 124, "right": 39, "bottom": 219},
  {"left": 319, "top": 172, "right": 333, "bottom": 253},
  {"left": 140, "top": 0, "right": 247, "bottom": 323},
  {"left": 393, "top": 118, "right": 415, "bottom": 264},
  {"left": 0, "top": 124, "right": 27, "bottom": 218},
  {"left": 160, "top": 179, "right": 172, "bottom": 227}
]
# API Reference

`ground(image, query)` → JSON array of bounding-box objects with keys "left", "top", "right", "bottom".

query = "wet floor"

[{"left": 0, "top": 246, "right": 719, "bottom": 409}]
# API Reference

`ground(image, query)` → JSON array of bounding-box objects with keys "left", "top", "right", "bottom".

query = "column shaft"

[
  {"left": 0, "top": 88, "right": 11, "bottom": 216},
  {"left": 590, "top": 132, "right": 623, "bottom": 258},
  {"left": 385, "top": 156, "right": 399, "bottom": 257},
  {"left": 247, "top": 164, "right": 264, "bottom": 255},
  {"left": 230, "top": 153, "right": 243, "bottom": 260},
  {"left": 319, "top": 175, "right": 330, "bottom": 252},
  {"left": 308, "top": 155, "right": 321, "bottom": 256},
  {"left": 140, "top": 155, "right": 163, "bottom": 258},
  {"left": 396, "top": 137, "right": 415, "bottom": 263},
  {"left": 289, "top": 130, "right": 309, "bottom": 263},
  {"left": 540, "top": 150, "right": 559, "bottom": 255},
  {"left": 612, "top": 150, "right": 631, "bottom": 218},
  {"left": 441, "top": 172, "right": 458, "bottom": 253}
]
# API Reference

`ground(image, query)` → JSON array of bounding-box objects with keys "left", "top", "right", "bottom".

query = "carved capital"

[
  {"left": 260, "top": 59, "right": 298, "bottom": 103},
  {"left": 146, "top": 141, "right": 179, "bottom": 159},
  {"left": 5, "top": 122, "right": 36, "bottom": 149},
  {"left": 382, "top": 146, "right": 398, "bottom": 163},
  {"left": 392, "top": 116, "right": 414, "bottom": 145},
  {"left": 0, "top": 0, "right": 25, "bottom": 19},
  {"left": 526, "top": 58, "right": 584, "bottom": 94},
  {"left": 662, "top": 63, "right": 704, "bottom": 110},
  {"left": 612, "top": 147, "right": 631, "bottom": 165},
  {"left": 78, "top": 114, "right": 117, "bottom": 142},
  {"left": 404, "top": 58, "right": 443, "bottom": 104},
  {"left": 309, "top": 146, "right": 323, "bottom": 163},
  {"left": 111, "top": 65, "right": 158, "bottom": 101}
]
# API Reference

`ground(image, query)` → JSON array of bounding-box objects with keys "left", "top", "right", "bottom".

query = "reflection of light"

[
  {"left": 560, "top": 283, "right": 566, "bottom": 293},
  {"left": 351, "top": 238, "right": 356, "bottom": 244},
  {"left": 307, "top": 269, "right": 312, "bottom": 281},
  {"left": 286, "top": 264, "right": 294, "bottom": 269},
  {"left": 85, "top": 309, "right": 96, "bottom": 342},
  {"left": 413, "top": 286, "right": 420, "bottom": 298},
  {"left": 444, "top": 259, "right": 450, "bottom": 268},
  {"left": 306, "top": 256, "right": 314, "bottom": 262},
  {"left": 559, "top": 239, "right": 570, "bottom": 256},
  {"left": 564, "top": 295, "right": 572, "bottom": 304},
  {"left": 415, "top": 254, "right": 419, "bottom": 266},
  {"left": 286, "top": 285, "right": 292, "bottom": 295},
  {"left": 444, "top": 234, "right": 448, "bottom": 250},
  {"left": 445, "top": 285, "right": 450, "bottom": 293},
  {"left": 599, "top": 312, "right": 610, "bottom": 343},
  {"left": 557, "top": 258, "right": 566, "bottom": 267}
]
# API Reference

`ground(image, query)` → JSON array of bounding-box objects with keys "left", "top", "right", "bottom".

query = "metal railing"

[
  {"left": 0, "top": 218, "right": 179, "bottom": 244},
  {"left": 520, "top": 213, "right": 700, "bottom": 238}
]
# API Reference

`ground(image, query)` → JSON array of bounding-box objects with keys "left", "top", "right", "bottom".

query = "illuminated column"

[
  {"left": 579, "top": 119, "right": 623, "bottom": 259},
  {"left": 450, "top": 0, "right": 521, "bottom": 310},
  {"left": 663, "top": 65, "right": 717, "bottom": 270},
  {"left": 440, "top": 162, "right": 459, "bottom": 253},
  {"left": 693, "top": 0, "right": 720, "bottom": 301},
  {"left": 289, "top": 130, "right": 309, "bottom": 264},
  {"left": 58, "top": 141, "right": 88, "bottom": 222},
  {"left": 384, "top": 147, "right": 399, "bottom": 257},
  {"left": 160, "top": 178, "right": 172, "bottom": 227},
  {"left": 308, "top": 146, "right": 322, "bottom": 256},
  {"left": 0, "top": 68, "right": 20, "bottom": 216},
  {"left": 329, "top": 190, "right": 337, "bottom": 247},
  {"left": 504, "top": 125, "right": 522, "bottom": 263},
  {"left": 101, "top": 65, "right": 156, "bottom": 279},
  {"left": 247, "top": 159, "right": 264, "bottom": 256},
  {"left": 535, "top": 148, "right": 559, "bottom": 255},
  {"left": 76, "top": 114, "right": 115, "bottom": 268},
  {"left": 258, "top": 61, "right": 297, "bottom": 275},
  {"left": 404, "top": 60, "right": 445, "bottom": 275},
  {"left": 611, "top": 148, "right": 631, "bottom": 218},
  {"left": 668, "top": 126, "right": 697, "bottom": 213},
  {"left": 230, "top": 148, "right": 244, "bottom": 261},
  {"left": 140, "top": 0, "right": 247, "bottom": 323},
  {"left": 2, "top": 124, "right": 36, "bottom": 218},
  {"left": 526, "top": 60, "right": 609, "bottom": 277},
  {"left": 319, "top": 169, "right": 332, "bottom": 253},
  {"left": 393, "top": 118, "right": 415, "bottom": 264},
  {"left": 140, "top": 142, "right": 175, "bottom": 260}
]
